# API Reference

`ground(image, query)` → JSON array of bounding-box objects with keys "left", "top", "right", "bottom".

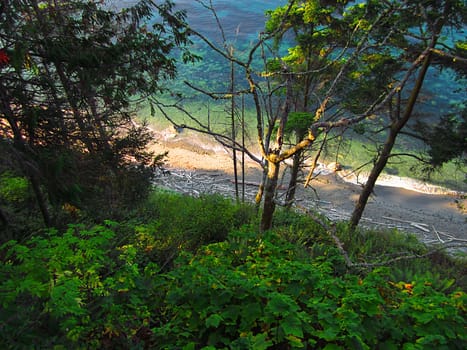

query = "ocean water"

[
  {"left": 163, "top": 1, "right": 289, "bottom": 97},
  {"left": 175, "top": 0, "right": 286, "bottom": 42},
  {"left": 134, "top": 0, "right": 466, "bottom": 127},
  {"left": 128, "top": 0, "right": 464, "bottom": 189},
  {"left": 167, "top": 1, "right": 465, "bottom": 188}
]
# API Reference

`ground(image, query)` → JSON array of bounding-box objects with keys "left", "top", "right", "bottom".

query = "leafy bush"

[
  {"left": 0, "top": 204, "right": 465, "bottom": 349},
  {"left": 152, "top": 229, "right": 466, "bottom": 349},
  {"left": 0, "top": 171, "right": 45, "bottom": 242},
  {"left": 144, "top": 191, "right": 256, "bottom": 249},
  {"left": 0, "top": 171, "right": 30, "bottom": 202},
  {"left": 272, "top": 208, "right": 328, "bottom": 247},
  {"left": 0, "top": 222, "right": 162, "bottom": 348},
  {"left": 337, "top": 224, "right": 467, "bottom": 291},
  {"left": 338, "top": 224, "right": 427, "bottom": 260}
]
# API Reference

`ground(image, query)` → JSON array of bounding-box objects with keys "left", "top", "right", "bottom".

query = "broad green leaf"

[
  {"left": 251, "top": 332, "right": 273, "bottom": 350},
  {"left": 205, "top": 314, "right": 223, "bottom": 328},
  {"left": 281, "top": 314, "right": 303, "bottom": 338},
  {"left": 182, "top": 343, "right": 196, "bottom": 350},
  {"left": 266, "top": 293, "right": 298, "bottom": 315},
  {"left": 286, "top": 334, "right": 305, "bottom": 348}
]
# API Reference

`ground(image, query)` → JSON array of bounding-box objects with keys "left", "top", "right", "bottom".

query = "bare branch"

[
  {"left": 388, "top": 152, "right": 429, "bottom": 164},
  {"left": 304, "top": 130, "right": 329, "bottom": 187},
  {"left": 430, "top": 48, "right": 467, "bottom": 64},
  {"left": 194, "top": 0, "right": 229, "bottom": 50},
  {"left": 184, "top": 81, "right": 251, "bottom": 100},
  {"left": 152, "top": 99, "right": 263, "bottom": 164}
]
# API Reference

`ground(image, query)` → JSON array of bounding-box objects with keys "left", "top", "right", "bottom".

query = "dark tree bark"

[
  {"left": 0, "top": 206, "right": 8, "bottom": 226},
  {"left": 285, "top": 148, "right": 303, "bottom": 207},
  {"left": 28, "top": 174, "right": 51, "bottom": 227},
  {"left": 350, "top": 46, "right": 435, "bottom": 230}
]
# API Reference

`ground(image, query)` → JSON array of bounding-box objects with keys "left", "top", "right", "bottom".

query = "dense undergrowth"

[{"left": 0, "top": 191, "right": 466, "bottom": 349}]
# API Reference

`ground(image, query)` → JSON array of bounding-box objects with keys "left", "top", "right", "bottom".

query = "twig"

[
  {"left": 411, "top": 223, "right": 431, "bottom": 233},
  {"left": 433, "top": 225, "right": 445, "bottom": 243},
  {"left": 382, "top": 216, "right": 428, "bottom": 227}
]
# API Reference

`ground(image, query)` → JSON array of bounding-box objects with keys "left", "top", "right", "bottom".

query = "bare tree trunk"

[
  {"left": 349, "top": 127, "right": 397, "bottom": 229},
  {"left": 230, "top": 49, "right": 239, "bottom": 200},
  {"left": 259, "top": 69, "right": 293, "bottom": 231},
  {"left": 241, "top": 95, "right": 246, "bottom": 202},
  {"left": 29, "top": 174, "right": 51, "bottom": 227},
  {"left": 350, "top": 44, "right": 434, "bottom": 230},
  {"left": 285, "top": 129, "right": 310, "bottom": 206},
  {"left": 255, "top": 167, "right": 267, "bottom": 207}
]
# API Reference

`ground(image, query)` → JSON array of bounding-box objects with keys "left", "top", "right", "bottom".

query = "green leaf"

[
  {"left": 266, "top": 293, "right": 298, "bottom": 316},
  {"left": 251, "top": 332, "right": 274, "bottom": 350},
  {"left": 281, "top": 314, "right": 303, "bottom": 338},
  {"left": 205, "top": 314, "right": 223, "bottom": 328},
  {"left": 182, "top": 343, "right": 196, "bottom": 350},
  {"left": 323, "top": 344, "right": 344, "bottom": 350},
  {"left": 318, "top": 326, "right": 340, "bottom": 341},
  {"left": 286, "top": 334, "right": 305, "bottom": 348},
  {"left": 240, "top": 302, "right": 262, "bottom": 328}
]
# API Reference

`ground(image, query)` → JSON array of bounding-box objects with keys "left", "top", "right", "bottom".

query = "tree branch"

[
  {"left": 430, "top": 48, "right": 467, "bottom": 64},
  {"left": 152, "top": 99, "right": 263, "bottom": 164}
]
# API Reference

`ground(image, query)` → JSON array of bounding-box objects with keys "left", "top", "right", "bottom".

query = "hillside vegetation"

[
  {"left": 1, "top": 0, "right": 466, "bottom": 348},
  {"left": 1, "top": 191, "right": 465, "bottom": 349}
]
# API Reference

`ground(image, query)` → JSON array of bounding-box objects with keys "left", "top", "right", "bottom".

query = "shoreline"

[
  {"left": 153, "top": 125, "right": 466, "bottom": 196},
  {"left": 149, "top": 127, "right": 466, "bottom": 245},
  {"left": 337, "top": 170, "right": 465, "bottom": 197}
]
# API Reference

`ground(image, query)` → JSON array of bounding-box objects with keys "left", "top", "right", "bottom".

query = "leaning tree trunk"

[
  {"left": 349, "top": 45, "right": 434, "bottom": 230},
  {"left": 349, "top": 127, "right": 398, "bottom": 229}
]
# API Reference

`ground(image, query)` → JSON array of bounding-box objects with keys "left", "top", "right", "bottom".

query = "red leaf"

[{"left": 0, "top": 49, "right": 10, "bottom": 66}]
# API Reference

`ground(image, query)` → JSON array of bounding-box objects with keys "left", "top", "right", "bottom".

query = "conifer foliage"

[{"left": 0, "top": 0, "right": 194, "bottom": 227}]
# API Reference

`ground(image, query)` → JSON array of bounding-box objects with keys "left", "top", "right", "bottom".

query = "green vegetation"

[
  {"left": 1, "top": 192, "right": 465, "bottom": 349},
  {"left": 1, "top": 1, "right": 466, "bottom": 348}
]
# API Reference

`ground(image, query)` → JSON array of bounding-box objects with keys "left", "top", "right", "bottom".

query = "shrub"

[
  {"left": 0, "top": 222, "right": 162, "bottom": 348},
  {"left": 1, "top": 205, "right": 464, "bottom": 349},
  {"left": 145, "top": 191, "right": 256, "bottom": 249},
  {"left": 152, "top": 229, "right": 466, "bottom": 349}
]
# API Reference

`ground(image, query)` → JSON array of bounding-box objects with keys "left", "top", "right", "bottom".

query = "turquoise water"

[
  {"left": 171, "top": 1, "right": 287, "bottom": 91},
  {"left": 164, "top": 1, "right": 466, "bottom": 190},
  {"left": 175, "top": 0, "right": 286, "bottom": 41},
  {"left": 172, "top": 1, "right": 465, "bottom": 115}
]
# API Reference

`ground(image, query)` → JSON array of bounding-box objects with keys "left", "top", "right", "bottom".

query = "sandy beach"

[{"left": 150, "top": 127, "right": 467, "bottom": 247}]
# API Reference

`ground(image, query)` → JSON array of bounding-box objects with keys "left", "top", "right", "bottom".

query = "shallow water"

[{"left": 173, "top": 0, "right": 464, "bottom": 114}]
